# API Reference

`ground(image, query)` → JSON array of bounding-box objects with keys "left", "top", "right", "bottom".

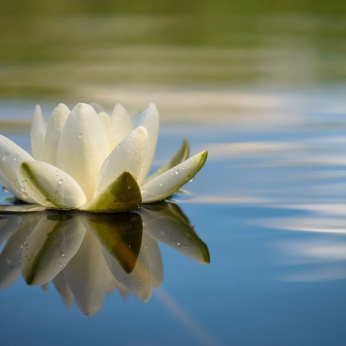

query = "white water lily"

[{"left": 0, "top": 103, "right": 207, "bottom": 212}]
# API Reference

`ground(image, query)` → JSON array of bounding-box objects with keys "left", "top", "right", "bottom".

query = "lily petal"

[
  {"left": 108, "top": 103, "right": 133, "bottom": 152},
  {"left": 18, "top": 161, "right": 88, "bottom": 209},
  {"left": 0, "top": 204, "right": 46, "bottom": 212},
  {"left": 131, "top": 103, "right": 159, "bottom": 185},
  {"left": 30, "top": 105, "right": 46, "bottom": 161},
  {"left": 95, "top": 126, "right": 148, "bottom": 197},
  {"left": 0, "top": 135, "right": 34, "bottom": 201},
  {"left": 145, "top": 139, "right": 190, "bottom": 184},
  {"left": 98, "top": 111, "right": 111, "bottom": 138},
  {"left": 56, "top": 103, "right": 109, "bottom": 200},
  {"left": 43, "top": 103, "right": 70, "bottom": 165},
  {"left": 82, "top": 172, "right": 141, "bottom": 213},
  {"left": 141, "top": 151, "right": 208, "bottom": 203},
  {"left": 0, "top": 168, "right": 34, "bottom": 203}
]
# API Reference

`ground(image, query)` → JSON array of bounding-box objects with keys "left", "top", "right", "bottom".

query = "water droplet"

[
  {"left": 182, "top": 167, "right": 185, "bottom": 170},
  {"left": 21, "top": 192, "right": 28, "bottom": 199},
  {"left": 58, "top": 179, "right": 63, "bottom": 185},
  {"left": 6, "top": 141, "right": 9, "bottom": 145},
  {"left": 89, "top": 120, "right": 93, "bottom": 124},
  {"left": 135, "top": 149, "right": 138, "bottom": 154},
  {"left": 177, "top": 242, "right": 181, "bottom": 247},
  {"left": 175, "top": 169, "right": 180, "bottom": 175},
  {"left": 170, "top": 172, "right": 173, "bottom": 176},
  {"left": 78, "top": 133, "right": 82, "bottom": 139},
  {"left": 189, "top": 178, "right": 194, "bottom": 183},
  {"left": 127, "top": 186, "right": 131, "bottom": 189},
  {"left": 17, "top": 151, "right": 20, "bottom": 155},
  {"left": 59, "top": 263, "right": 62, "bottom": 268},
  {"left": 159, "top": 182, "right": 162, "bottom": 187},
  {"left": 133, "top": 138, "right": 136, "bottom": 143},
  {"left": 127, "top": 149, "right": 130, "bottom": 153},
  {"left": 45, "top": 198, "right": 51, "bottom": 204},
  {"left": 55, "top": 171, "right": 59, "bottom": 176},
  {"left": 61, "top": 254, "right": 65, "bottom": 258}
]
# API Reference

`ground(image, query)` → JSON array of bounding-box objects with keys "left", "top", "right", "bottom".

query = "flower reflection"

[{"left": 0, "top": 202, "right": 209, "bottom": 315}]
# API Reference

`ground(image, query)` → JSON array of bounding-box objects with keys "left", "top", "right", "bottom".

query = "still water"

[
  {"left": 1, "top": 2, "right": 346, "bottom": 344},
  {"left": 0, "top": 92, "right": 345, "bottom": 345}
]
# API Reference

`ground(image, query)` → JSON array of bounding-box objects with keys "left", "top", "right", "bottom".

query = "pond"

[
  {"left": 0, "top": 90, "right": 345, "bottom": 345},
  {"left": 1, "top": 1, "right": 346, "bottom": 343}
]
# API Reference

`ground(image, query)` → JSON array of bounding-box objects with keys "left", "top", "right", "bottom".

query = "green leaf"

[{"left": 81, "top": 171, "right": 142, "bottom": 213}]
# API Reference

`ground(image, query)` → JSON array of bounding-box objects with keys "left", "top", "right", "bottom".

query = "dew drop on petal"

[
  {"left": 58, "top": 179, "right": 63, "bottom": 185},
  {"left": 59, "top": 263, "right": 62, "bottom": 268},
  {"left": 55, "top": 171, "right": 59, "bottom": 176},
  {"left": 45, "top": 198, "right": 51, "bottom": 204},
  {"left": 175, "top": 169, "right": 180, "bottom": 175},
  {"left": 78, "top": 133, "right": 82, "bottom": 139}
]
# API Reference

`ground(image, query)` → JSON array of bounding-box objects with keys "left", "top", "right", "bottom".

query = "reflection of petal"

[
  {"left": 0, "top": 214, "right": 40, "bottom": 289},
  {"left": 53, "top": 271, "right": 74, "bottom": 308},
  {"left": 82, "top": 213, "right": 143, "bottom": 273},
  {"left": 102, "top": 243, "right": 152, "bottom": 302},
  {"left": 0, "top": 215, "right": 22, "bottom": 246},
  {"left": 63, "top": 231, "right": 117, "bottom": 316},
  {"left": 21, "top": 212, "right": 86, "bottom": 286},
  {"left": 141, "top": 233, "right": 163, "bottom": 288},
  {"left": 140, "top": 203, "right": 210, "bottom": 264}
]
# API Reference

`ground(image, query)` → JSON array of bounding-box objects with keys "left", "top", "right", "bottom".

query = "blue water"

[{"left": 0, "top": 92, "right": 345, "bottom": 345}]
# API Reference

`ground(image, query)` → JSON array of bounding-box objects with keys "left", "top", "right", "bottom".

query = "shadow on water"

[{"left": 0, "top": 202, "right": 209, "bottom": 316}]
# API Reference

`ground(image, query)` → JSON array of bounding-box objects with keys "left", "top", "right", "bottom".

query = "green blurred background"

[{"left": 1, "top": 0, "right": 346, "bottom": 116}]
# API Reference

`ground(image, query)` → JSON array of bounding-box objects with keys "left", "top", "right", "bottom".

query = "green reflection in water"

[
  {"left": 0, "top": 202, "right": 209, "bottom": 315},
  {"left": 1, "top": 1, "right": 346, "bottom": 99}
]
